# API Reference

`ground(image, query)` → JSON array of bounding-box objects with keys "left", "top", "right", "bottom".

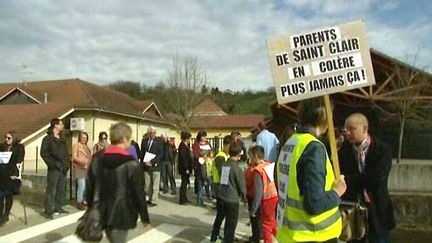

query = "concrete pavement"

[{"left": 0, "top": 181, "right": 252, "bottom": 243}]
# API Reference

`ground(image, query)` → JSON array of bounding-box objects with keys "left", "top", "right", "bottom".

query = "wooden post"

[
  {"left": 324, "top": 95, "right": 341, "bottom": 178},
  {"left": 35, "top": 146, "right": 38, "bottom": 174}
]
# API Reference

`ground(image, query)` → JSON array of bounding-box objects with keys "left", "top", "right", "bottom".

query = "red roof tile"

[
  {"left": 0, "top": 103, "right": 72, "bottom": 141},
  {"left": 189, "top": 114, "right": 264, "bottom": 130},
  {"left": 193, "top": 99, "right": 226, "bottom": 116}
]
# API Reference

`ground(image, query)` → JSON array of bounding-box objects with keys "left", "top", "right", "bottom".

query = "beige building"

[
  {"left": 0, "top": 79, "right": 178, "bottom": 173},
  {"left": 189, "top": 99, "right": 264, "bottom": 150}
]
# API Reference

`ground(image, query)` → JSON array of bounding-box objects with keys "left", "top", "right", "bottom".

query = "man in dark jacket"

[
  {"left": 140, "top": 126, "right": 164, "bottom": 206},
  {"left": 339, "top": 113, "right": 396, "bottom": 243},
  {"left": 41, "top": 118, "right": 70, "bottom": 219},
  {"left": 87, "top": 122, "right": 149, "bottom": 243}
]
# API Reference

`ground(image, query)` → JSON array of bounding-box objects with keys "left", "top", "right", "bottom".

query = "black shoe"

[
  {"left": 171, "top": 191, "right": 177, "bottom": 195},
  {"left": 2, "top": 215, "right": 9, "bottom": 223},
  {"left": 43, "top": 212, "right": 54, "bottom": 219},
  {"left": 210, "top": 232, "right": 218, "bottom": 242},
  {"left": 55, "top": 208, "right": 70, "bottom": 215},
  {"left": 146, "top": 201, "right": 157, "bottom": 207}
]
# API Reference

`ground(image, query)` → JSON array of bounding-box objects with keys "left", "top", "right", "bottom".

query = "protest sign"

[{"left": 267, "top": 20, "right": 375, "bottom": 104}]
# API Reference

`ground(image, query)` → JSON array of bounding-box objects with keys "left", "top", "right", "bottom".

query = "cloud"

[{"left": 0, "top": 0, "right": 430, "bottom": 91}]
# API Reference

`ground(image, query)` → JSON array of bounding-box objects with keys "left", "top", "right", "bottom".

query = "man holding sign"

[
  {"left": 276, "top": 98, "right": 346, "bottom": 242},
  {"left": 267, "top": 20, "right": 377, "bottom": 242}
]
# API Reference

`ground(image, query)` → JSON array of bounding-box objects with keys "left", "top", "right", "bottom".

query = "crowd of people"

[{"left": 0, "top": 96, "right": 396, "bottom": 243}]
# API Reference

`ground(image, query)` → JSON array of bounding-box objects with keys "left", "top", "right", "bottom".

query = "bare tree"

[
  {"left": 162, "top": 55, "right": 208, "bottom": 129},
  {"left": 107, "top": 80, "right": 143, "bottom": 98},
  {"left": 374, "top": 52, "right": 432, "bottom": 163}
]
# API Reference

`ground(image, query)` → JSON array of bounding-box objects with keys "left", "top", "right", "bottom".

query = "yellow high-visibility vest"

[
  {"left": 211, "top": 150, "right": 229, "bottom": 184},
  {"left": 276, "top": 133, "right": 342, "bottom": 242}
]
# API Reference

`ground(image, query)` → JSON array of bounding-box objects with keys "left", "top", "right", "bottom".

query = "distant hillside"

[
  {"left": 107, "top": 81, "right": 276, "bottom": 117},
  {"left": 217, "top": 91, "right": 275, "bottom": 117}
]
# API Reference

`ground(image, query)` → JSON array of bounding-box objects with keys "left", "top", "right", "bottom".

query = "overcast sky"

[{"left": 0, "top": 0, "right": 430, "bottom": 91}]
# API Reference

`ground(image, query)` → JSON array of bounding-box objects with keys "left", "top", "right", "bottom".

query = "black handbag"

[
  {"left": 75, "top": 158, "right": 103, "bottom": 242},
  {"left": 339, "top": 201, "right": 368, "bottom": 241}
]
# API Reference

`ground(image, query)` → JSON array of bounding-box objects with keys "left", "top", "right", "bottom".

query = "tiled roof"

[
  {"left": 135, "top": 100, "right": 154, "bottom": 112},
  {"left": 0, "top": 103, "right": 72, "bottom": 141},
  {"left": 189, "top": 114, "right": 264, "bottom": 129},
  {"left": 192, "top": 99, "right": 226, "bottom": 116},
  {"left": 0, "top": 79, "right": 170, "bottom": 141},
  {"left": 0, "top": 79, "right": 143, "bottom": 115}
]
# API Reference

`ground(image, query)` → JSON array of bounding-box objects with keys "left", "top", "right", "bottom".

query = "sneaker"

[
  {"left": 171, "top": 191, "right": 177, "bottom": 195},
  {"left": 55, "top": 208, "right": 70, "bottom": 215}
]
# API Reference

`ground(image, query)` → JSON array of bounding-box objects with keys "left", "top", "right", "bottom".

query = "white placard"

[
  {"left": 143, "top": 152, "right": 156, "bottom": 163},
  {"left": 276, "top": 136, "right": 298, "bottom": 229},
  {"left": 0, "top": 152, "right": 12, "bottom": 164},
  {"left": 267, "top": 20, "right": 375, "bottom": 104},
  {"left": 220, "top": 166, "right": 231, "bottom": 185},
  {"left": 263, "top": 162, "right": 275, "bottom": 182}
]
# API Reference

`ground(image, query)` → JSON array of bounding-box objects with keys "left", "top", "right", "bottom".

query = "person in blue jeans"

[{"left": 72, "top": 132, "right": 92, "bottom": 210}]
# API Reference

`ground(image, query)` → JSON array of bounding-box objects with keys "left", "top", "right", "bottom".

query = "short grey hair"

[
  {"left": 147, "top": 126, "right": 156, "bottom": 133},
  {"left": 110, "top": 122, "right": 132, "bottom": 145}
]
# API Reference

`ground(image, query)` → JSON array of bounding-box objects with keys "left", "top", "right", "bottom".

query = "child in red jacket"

[{"left": 249, "top": 145, "right": 278, "bottom": 243}]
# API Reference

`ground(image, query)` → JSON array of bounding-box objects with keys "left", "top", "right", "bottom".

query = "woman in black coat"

[
  {"left": 178, "top": 131, "right": 193, "bottom": 205},
  {"left": 0, "top": 131, "right": 25, "bottom": 225}
]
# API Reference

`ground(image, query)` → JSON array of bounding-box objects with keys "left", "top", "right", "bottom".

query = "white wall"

[{"left": 21, "top": 110, "right": 179, "bottom": 174}]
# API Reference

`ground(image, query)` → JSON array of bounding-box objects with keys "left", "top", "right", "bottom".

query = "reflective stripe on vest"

[
  {"left": 211, "top": 150, "right": 229, "bottom": 184},
  {"left": 255, "top": 162, "right": 278, "bottom": 201},
  {"left": 283, "top": 208, "right": 341, "bottom": 231},
  {"left": 276, "top": 133, "right": 342, "bottom": 242}
]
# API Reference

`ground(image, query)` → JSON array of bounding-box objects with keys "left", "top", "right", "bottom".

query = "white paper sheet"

[
  {"left": 0, "top": 152, "right": 12, "bottom": 164},
  {"left": 220, "top": 166, "right": 231, "bottom": 185},
  {"left": 263, "top": 162, "right": 275, "bottom": 182},
  {"left": 199, "top": 144, "right": 211, "bottom": 151},
  {"left": 143, "top": 152, "right": 156, "bottom": 163}
]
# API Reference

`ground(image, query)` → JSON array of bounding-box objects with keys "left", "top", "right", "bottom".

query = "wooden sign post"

[
  {"left": 267, "top": 20, "right": 375, "bottom": 177},
  {"left": 324, "top": 94, "right": 340, "bottom": 177}
]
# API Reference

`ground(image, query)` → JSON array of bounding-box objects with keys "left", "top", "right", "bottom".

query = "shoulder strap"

[{"left": 91, "top": 157, "right": 102, "bottom": 205}]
